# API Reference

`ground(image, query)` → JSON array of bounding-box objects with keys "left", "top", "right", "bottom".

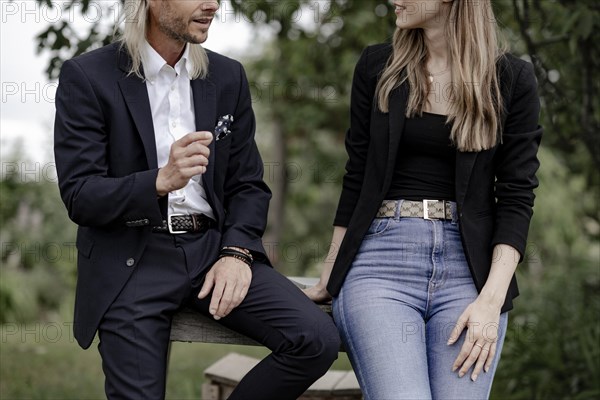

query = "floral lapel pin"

[{"left": 215, "top": 114, "right": 234, "bottom": 141}]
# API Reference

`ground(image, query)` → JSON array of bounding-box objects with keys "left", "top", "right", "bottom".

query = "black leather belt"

[{"left": 152, "top": 214, "right": 215, "bottom": 234}]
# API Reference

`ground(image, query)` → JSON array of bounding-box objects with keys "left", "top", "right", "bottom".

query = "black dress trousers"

[{"left": 98, "top": 229, "right": 340, "bottom": 400}]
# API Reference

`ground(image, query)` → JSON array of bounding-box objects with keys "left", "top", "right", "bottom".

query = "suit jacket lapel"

[
  {"left": 190, "top": 78, "right": 218, "bottom": 209},
  {"left": 117, "top": 51, "right": 158, "bottom": 169}
]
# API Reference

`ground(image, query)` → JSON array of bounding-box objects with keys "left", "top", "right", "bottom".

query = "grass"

[{"left": 0, "top": 323, "right": 352, "bottom": 399}]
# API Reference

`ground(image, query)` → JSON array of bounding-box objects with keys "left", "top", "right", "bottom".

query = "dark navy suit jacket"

[
  {"left": 327, "top": 44, "right": 542, "bottom": 313},
  {"left": 54, "top": 42, "right": 271, "bottom": 349}
]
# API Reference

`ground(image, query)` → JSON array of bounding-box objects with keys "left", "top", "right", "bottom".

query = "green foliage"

[
  {"left": 491, "top": 148, "right": 600, "bottom": 399},
  {"left": 0, "top": 160, "right": 76, "bottom": 323},
  {"left": 494, "top": 0, "right": 600, "bottom": 190}
]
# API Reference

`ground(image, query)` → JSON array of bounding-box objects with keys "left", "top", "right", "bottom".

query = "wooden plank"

[
  {"left": 204, "top": 353, "right": 360, "bottom": 397},
  {"left": 170, "top": 307, "right": 262, "bottom": 345},
  {"left": 200, "top": 383, "right": 220, "bottom": 400},
  {"left": 204, "top": 353, "right": 259, "bottom": 386},
  {"left": 170, "top": 304, "right": 333, "bottom": 344},
  {"left": 288, "top": 276, "right": 320, "bottom": 289}
]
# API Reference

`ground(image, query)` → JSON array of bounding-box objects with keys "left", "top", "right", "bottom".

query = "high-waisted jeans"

[{"left": 333, "top": 200, "right": 508, "bottom": 400}]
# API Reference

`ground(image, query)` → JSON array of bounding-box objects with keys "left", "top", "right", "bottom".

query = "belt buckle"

[
  {"left": 168, "top": 214, "right": 187, "bottom": 234},
  {"left": 423, "top": 199, "right": 437, "bottom": 220}
]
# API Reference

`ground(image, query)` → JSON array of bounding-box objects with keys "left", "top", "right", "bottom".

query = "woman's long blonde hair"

[
  {"left": 376, "top": 0, "right": 505, "bottom": 152},
  {"left": 116, "top": 0, "right": 209, "bottom": 80}
]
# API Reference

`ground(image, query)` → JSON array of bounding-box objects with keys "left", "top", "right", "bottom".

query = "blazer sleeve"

[
  {"left": 220, "top": 62, "right": 272, "bottom": 260},
  {"left": 54, "top": 59, "right": 164, "bottom": 228},
  {"left": 333, "top": 47, "right": 374, "bottom": 227},
  {"left": 491, "top": 61, "right": 543, "bottom": 260}
]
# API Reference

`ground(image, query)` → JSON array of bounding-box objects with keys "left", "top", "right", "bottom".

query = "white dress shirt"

[{"left": 142, "top": 41, "right": 215, "bottom": 220}]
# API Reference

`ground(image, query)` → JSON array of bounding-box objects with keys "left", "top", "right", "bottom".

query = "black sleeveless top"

[{"left": 385, "top": 112, "right": 456, "bottom": 201}]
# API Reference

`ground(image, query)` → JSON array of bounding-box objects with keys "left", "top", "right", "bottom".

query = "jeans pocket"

[{"left": 363, "top": 218, "right": 392, "bottom": 239}]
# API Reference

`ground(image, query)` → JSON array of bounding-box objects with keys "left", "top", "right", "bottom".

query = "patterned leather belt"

[
  {"left": 152, "top": 214, "right": 215, "bottom": 234},
  {"left": 376, "top": 200, "right": 455, "bottom": 220}
]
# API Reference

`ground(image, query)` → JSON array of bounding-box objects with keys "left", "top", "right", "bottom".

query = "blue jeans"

[{"left": 333, "top": 200, "right": 508, "bottom": 400}]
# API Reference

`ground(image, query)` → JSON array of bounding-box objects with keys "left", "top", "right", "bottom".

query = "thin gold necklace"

[{"left": 426, "top": 67, "right": 450, "bottom": 83}]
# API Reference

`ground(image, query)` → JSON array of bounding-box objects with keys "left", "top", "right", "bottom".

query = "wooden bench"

[
  {"left": 202, "top": 353, "right": 360, "bottom": 400},
  {"left": 169, "top": 277, "right": 361, "bottom": 399}
]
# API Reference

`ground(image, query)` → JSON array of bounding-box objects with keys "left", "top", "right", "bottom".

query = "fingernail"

[
  {"left": 472, "top": 374, "right": 478, "bottom": 382},
  {"left": 209, "top": 308, "right": 216, "bottom": 314},
  {"left": 214, "top": 316, "right": 221, "bottom": 321},
  {"left": 458, "top": 372, "right": 465, "bottom": 378},
  {"left": 484, "top": 366, "right": 489, "bottom": 373},
  {"left": 451, "top": 366, "right": 457, "bottom": 372}
]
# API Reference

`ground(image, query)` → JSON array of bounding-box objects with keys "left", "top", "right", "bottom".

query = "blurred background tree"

[
  {"left": 1, "top": 0, "right": 598, "bottom": 399},
  {"left": 1, "top": 149, "right": 76, "bottom": 324}
]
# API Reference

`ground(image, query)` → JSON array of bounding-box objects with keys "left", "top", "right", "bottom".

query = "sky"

[{"left": 0, "top": 0, "right": 259, "bottom": 165}]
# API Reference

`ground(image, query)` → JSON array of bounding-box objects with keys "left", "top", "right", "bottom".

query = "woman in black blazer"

[{"left": 304, "top": 0, "right": 542, "bottom": 398}]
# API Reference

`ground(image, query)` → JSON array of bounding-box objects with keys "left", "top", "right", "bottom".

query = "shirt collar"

[
  {"left": 178, "top": 43, "right": 193, "bottom": 77},
  {"left": 142, "top": 41, "right": 193, "bottom": 82}
]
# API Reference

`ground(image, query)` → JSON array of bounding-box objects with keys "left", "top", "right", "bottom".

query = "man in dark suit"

[{"left": 54, "top": 1, "right": 339, "bottom": 398}]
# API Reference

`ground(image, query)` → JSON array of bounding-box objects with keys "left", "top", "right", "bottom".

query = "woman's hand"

[
  {"left": 447, "top": 243, "right": 520, "bottom": 381},
  {"left": 302, "top": 226, "right": 347, "bottom": 304},
  {"left": 302, "top": 282, "right": 332, "bottom": 303},
  {"left": 447, "top": 297, "right": 502, "bottom": 382}
]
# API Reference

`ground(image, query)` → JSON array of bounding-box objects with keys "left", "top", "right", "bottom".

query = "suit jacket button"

[{"left": 126, "top": 258, "right": 135, "bottom": 267}]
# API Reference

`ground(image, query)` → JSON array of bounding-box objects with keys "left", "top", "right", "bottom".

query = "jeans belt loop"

[{"left": 395, "top": 199, "right": 403, "bottom": 220}]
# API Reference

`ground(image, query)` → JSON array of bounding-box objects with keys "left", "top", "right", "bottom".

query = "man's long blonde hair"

[
  {"left": 376, "top": 0, "right": 505, "bottom": 152},
  {"left": 117, "top": 0, "right": 209, "bottom": 80}
]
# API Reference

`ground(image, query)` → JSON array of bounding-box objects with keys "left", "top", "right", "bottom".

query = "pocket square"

[{"left": 215, "top": 114, "right": 234, "bottom": 141}]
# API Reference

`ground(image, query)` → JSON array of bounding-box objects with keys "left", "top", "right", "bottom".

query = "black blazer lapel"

[
  {"left": 382, "top": 82, "right": 409, "bottom": 192},
  {"left": 117, "top": 52, "right": 158, "bottom": 170}
]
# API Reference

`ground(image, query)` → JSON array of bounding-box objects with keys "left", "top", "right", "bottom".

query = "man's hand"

[
  {"left": 156, "top": 131, "right": 213, "bottom": 196},
  {"left": 197, "top": 257, "right": 252, "bottom": 320}
]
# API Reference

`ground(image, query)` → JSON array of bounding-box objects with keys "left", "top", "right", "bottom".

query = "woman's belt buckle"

[{"left": 423, "top": 199, "right": 445, "bottom": 220}]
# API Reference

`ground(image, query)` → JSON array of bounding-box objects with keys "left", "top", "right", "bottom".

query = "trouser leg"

[
  {"left": 98, "top": 234, "right": 191, "bottom": 400},
  {"left": 188, "top": 262, "right": 340, "bottom": 400}
]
